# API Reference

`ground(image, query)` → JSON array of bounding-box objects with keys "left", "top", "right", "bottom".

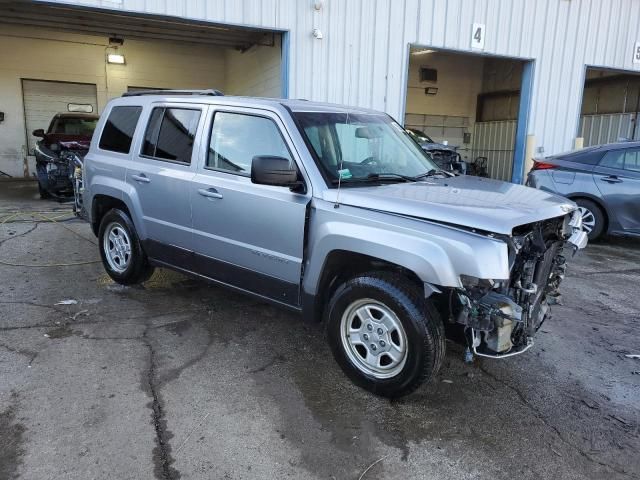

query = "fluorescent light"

[
  {"left": 411, "top": 49, "right": 435, "bottom": 55},
  {"left": 107, "top": 53, "right": 125, "bottom": 64}
]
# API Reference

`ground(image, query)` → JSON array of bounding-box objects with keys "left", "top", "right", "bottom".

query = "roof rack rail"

[{"left": 122, "top": 89, "right": 224, "bottom": 97}]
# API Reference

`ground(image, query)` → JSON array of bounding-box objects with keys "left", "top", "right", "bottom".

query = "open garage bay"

[{"left": 0, "top": 181, "right": 639, "bottom": 479}]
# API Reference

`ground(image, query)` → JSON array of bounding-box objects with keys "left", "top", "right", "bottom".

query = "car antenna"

[{"left": 334, "top": 111, "right": 348, "bottom": 209}]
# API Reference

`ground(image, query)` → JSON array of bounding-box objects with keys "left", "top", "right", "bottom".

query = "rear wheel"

[
  {"left": 98, "top": 209, "right": 154, "bottom": 284},
  {"left": 575, "top": 199, "right": 605, "bottom": 240},
  {"left": 326, "top": 273, "right": 445, "bottom": 398}
]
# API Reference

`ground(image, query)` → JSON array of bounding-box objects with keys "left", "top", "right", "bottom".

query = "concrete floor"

[{"left": 1, "top": 180, "right": 639, "bottom": 480}]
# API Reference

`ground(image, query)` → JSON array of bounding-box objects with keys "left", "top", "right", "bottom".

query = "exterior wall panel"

[
  {"left": 579, "top": 113, "right": 640, "bottom": 146},
  {"left": 42, "top": 0, "right": 640, "bottom": 160},
  {"left": 472, "top": 120, "right": 516, "bottom": 181}
]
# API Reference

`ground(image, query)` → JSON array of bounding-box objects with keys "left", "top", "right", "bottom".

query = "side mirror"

[
  {"left": 251, "top": 155, "right": 301, "bottom": 189},
  {"left": 32, "top": 129, "right": 45, "bottom": 138}
]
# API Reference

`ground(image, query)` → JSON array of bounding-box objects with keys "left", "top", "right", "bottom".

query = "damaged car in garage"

[
  {"left": 407, "top": 128, "right": 468, "bottom": 175},
  {"left": 33, "top": 112, "right": 98, "bottom": 199}
]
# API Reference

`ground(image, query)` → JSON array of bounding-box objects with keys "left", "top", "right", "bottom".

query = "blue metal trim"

[
  {"left": 512, "top": 60, "right": 534, "bottom": 184},
  {"left": 280, "top": 31, "right": 290, "bottom": 99}
]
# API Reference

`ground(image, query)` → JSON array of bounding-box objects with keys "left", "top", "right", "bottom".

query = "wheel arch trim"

[{"left": 89, "top": 177, "right": 147, "bottom": 239}]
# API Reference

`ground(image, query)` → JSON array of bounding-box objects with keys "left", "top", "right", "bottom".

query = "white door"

[{"left": 21, "top": 79, "right": 97, "bottom": 174}]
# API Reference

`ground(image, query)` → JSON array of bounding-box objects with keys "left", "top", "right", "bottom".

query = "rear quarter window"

[
  {"left": 552, "top": 148, "right": 603, "bottom": 165},
  {"left": 99, "top": 106, "right": 142, "bottom": 154}
]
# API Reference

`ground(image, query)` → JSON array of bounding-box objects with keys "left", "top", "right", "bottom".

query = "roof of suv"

[{"left": 116, "top": 90, "right": 383, "bottom": 115}]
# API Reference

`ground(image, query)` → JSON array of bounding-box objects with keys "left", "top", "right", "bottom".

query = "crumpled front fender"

[{"left": 303, "top": 202, "right": 510, "bottom": 295}]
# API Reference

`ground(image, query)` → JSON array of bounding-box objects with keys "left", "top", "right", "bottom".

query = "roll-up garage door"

[{"left": 22, "top": 79, "right": 98, "bottom": 155}]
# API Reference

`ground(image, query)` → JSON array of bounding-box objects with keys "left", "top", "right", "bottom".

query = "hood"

[
  {"left": 421, "top": 142, "right": 457, "bottom": 152},
  {"left": 43, "top": 134, "right": 92, "bottom": 147},
  {"left": 58, "top": 139, "right": 91, "bottom": 150},
  {"left": 322, "top": 175, "right": 577, "bottom": 235}
]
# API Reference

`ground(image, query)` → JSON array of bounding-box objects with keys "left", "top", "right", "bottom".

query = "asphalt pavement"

[{"left": 1, "top": 180, "right": 638, "bottom": 480}]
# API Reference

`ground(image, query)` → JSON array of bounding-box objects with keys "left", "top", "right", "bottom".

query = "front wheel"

[
  {"left": 326, "top": 273, "right": 445, "bottom": 398},
  {"left": 98, "top": 208, "right": 154, "bottom": 285}
]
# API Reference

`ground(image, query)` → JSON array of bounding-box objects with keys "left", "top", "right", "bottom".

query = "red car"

[{"left": 33, "top": 113, "right": 98, "bottom": 198}]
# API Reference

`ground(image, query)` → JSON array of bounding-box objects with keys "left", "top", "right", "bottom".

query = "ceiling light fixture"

[
  {"left": 411, "top": 49, "right": 436, "bottom": 55},
  {"left": 107, "top": 53, "right": 126, "bottom": 64}
]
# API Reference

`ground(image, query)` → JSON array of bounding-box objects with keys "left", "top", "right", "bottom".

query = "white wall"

[
  {"left": 0, "top": 27, "right": 110, "bottom": 176},
  {"left": 225, "top": 44, "right": 282, "bottom": 97},
  {"left": 0, "top": 24, "right": 281, "bottom": 177},
  {"left": 405, "top": 52, "right": 483, "bottom": 119},
  {"left": 43, "top": 0, "right": 640, "bottom": 165}
]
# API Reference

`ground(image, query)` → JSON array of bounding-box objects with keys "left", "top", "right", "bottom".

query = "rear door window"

[
  {"left": 598, "top": 150, "right": 625, "bottom": 170},
  {"left": 623, "top": 149, "right": 640, "bottom": 173},
  {"left": 99, "top": 106, "right": 142, "bottom": 154},
  {"left": 142, "top": 107, "right": 201, "bottom": 164}
]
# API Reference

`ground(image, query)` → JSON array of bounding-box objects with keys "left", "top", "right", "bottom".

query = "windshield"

[
  {"left": 49, "top": 117, "right": 98, "bottom": 136},
  {"left": 294, "top": 112, "right": 438, "bottom": 185}
]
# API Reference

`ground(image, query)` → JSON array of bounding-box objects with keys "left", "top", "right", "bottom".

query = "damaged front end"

[
  {"left": 35, "top": 140, "right": 88, "bottom": 199},
  {"left": 453, "top": 210, "right": 587, "bottom": 358}
]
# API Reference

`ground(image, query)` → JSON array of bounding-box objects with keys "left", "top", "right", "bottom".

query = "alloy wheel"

[
  {"left": 103, "top": 222, "right": 132, "bottom": 273},
  {"left": 578, "top": 206, "right": 596, "bottom": 234},
  {"left": 340, "top": 299, "right": 408, "bottom": 379}
]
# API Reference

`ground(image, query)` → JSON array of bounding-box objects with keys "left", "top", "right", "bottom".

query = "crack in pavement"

[
  {"left": 0, "top": 323, "right": 58, "bottom": 332},
  {"left": 478, "top": 363, "right": 635, "bottom": 479},
  {"left": 0, "top": 342, "right": 38, "bottom": 366},
  {"left": 0, "top": 300, "right": 66, "bottom": 314},
  {"left": 142, "top": 324, "right": 180, "bottom": 480},
  {"left": 156, "top": 312, "right": 215, "bottom": 386},
  {"left": 0, "top": 222, "right": 38, "bottom": 248}
]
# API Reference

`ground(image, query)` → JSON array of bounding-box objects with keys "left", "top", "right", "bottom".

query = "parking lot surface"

[{"left": 1, "top": 180, "right": 639, "bottom": 480}]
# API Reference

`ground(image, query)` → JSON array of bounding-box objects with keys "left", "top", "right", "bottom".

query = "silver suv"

[{"left": 83, "top": 90, "right": 587, "bottom": 398}]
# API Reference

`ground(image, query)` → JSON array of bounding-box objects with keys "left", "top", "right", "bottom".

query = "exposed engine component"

[
  {"left": 60, "top": 151, "right": 86, "bottom": 218},
  {"left": 452, "top": 212, "right": 586, "bottom": 358},
  {"left": 425, "top": 149, "right": 467, "bottom": 175},
  {"left": 36, "top": 140, "right": 89, "bottom": 199},
  {"left": 36, "top": 156, "right": 72, "bottom": 195}
]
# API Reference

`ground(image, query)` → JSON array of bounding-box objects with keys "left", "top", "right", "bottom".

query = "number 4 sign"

[
  {"left": 634, "top": 42, "right": 640, "bottom": 64},
  {"left": 472, "top": 23, "right": 485, "bottom": 50}
]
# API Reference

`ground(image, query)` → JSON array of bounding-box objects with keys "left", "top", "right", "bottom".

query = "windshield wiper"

[
  {"left": 413, "top": 169, "right": 452, "bottom": 180},
  {"left": 330, "top": 173, "right": 418, "bottom": 185},
  {"left": 366, "top": 173, "right": 418, "bottom": 182}
]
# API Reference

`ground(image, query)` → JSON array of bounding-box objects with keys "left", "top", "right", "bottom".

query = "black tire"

[
  {"left": 98, "top": 208, "right": 154, "bottom": 285},
  {"left": 38, "top": 181, "right": 51, "bottom": 199},
  {"left": 575, "top": 198, "right": 605, "bottom": 241},
  {"left": 326, "top": 273, "right": 445, "bottom": 398}
]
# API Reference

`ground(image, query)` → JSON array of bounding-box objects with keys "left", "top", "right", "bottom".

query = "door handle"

[
  {"left": 198, "top": 188, "right": 223, "bottom": 199},
  {"left": 600, "top": 176, "right": 622, "bottom": 183},
  {"left": 131, "top": 174, "right": 150, "bottom": 184}
]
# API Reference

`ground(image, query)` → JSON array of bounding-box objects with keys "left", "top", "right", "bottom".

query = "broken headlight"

[{"left": 459, "top": 275, "right": 506, "bottom": 290}]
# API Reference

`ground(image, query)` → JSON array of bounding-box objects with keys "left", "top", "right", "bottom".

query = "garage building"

[{"left": 1, "top": 0, "right": 639, "bottom": 183}]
